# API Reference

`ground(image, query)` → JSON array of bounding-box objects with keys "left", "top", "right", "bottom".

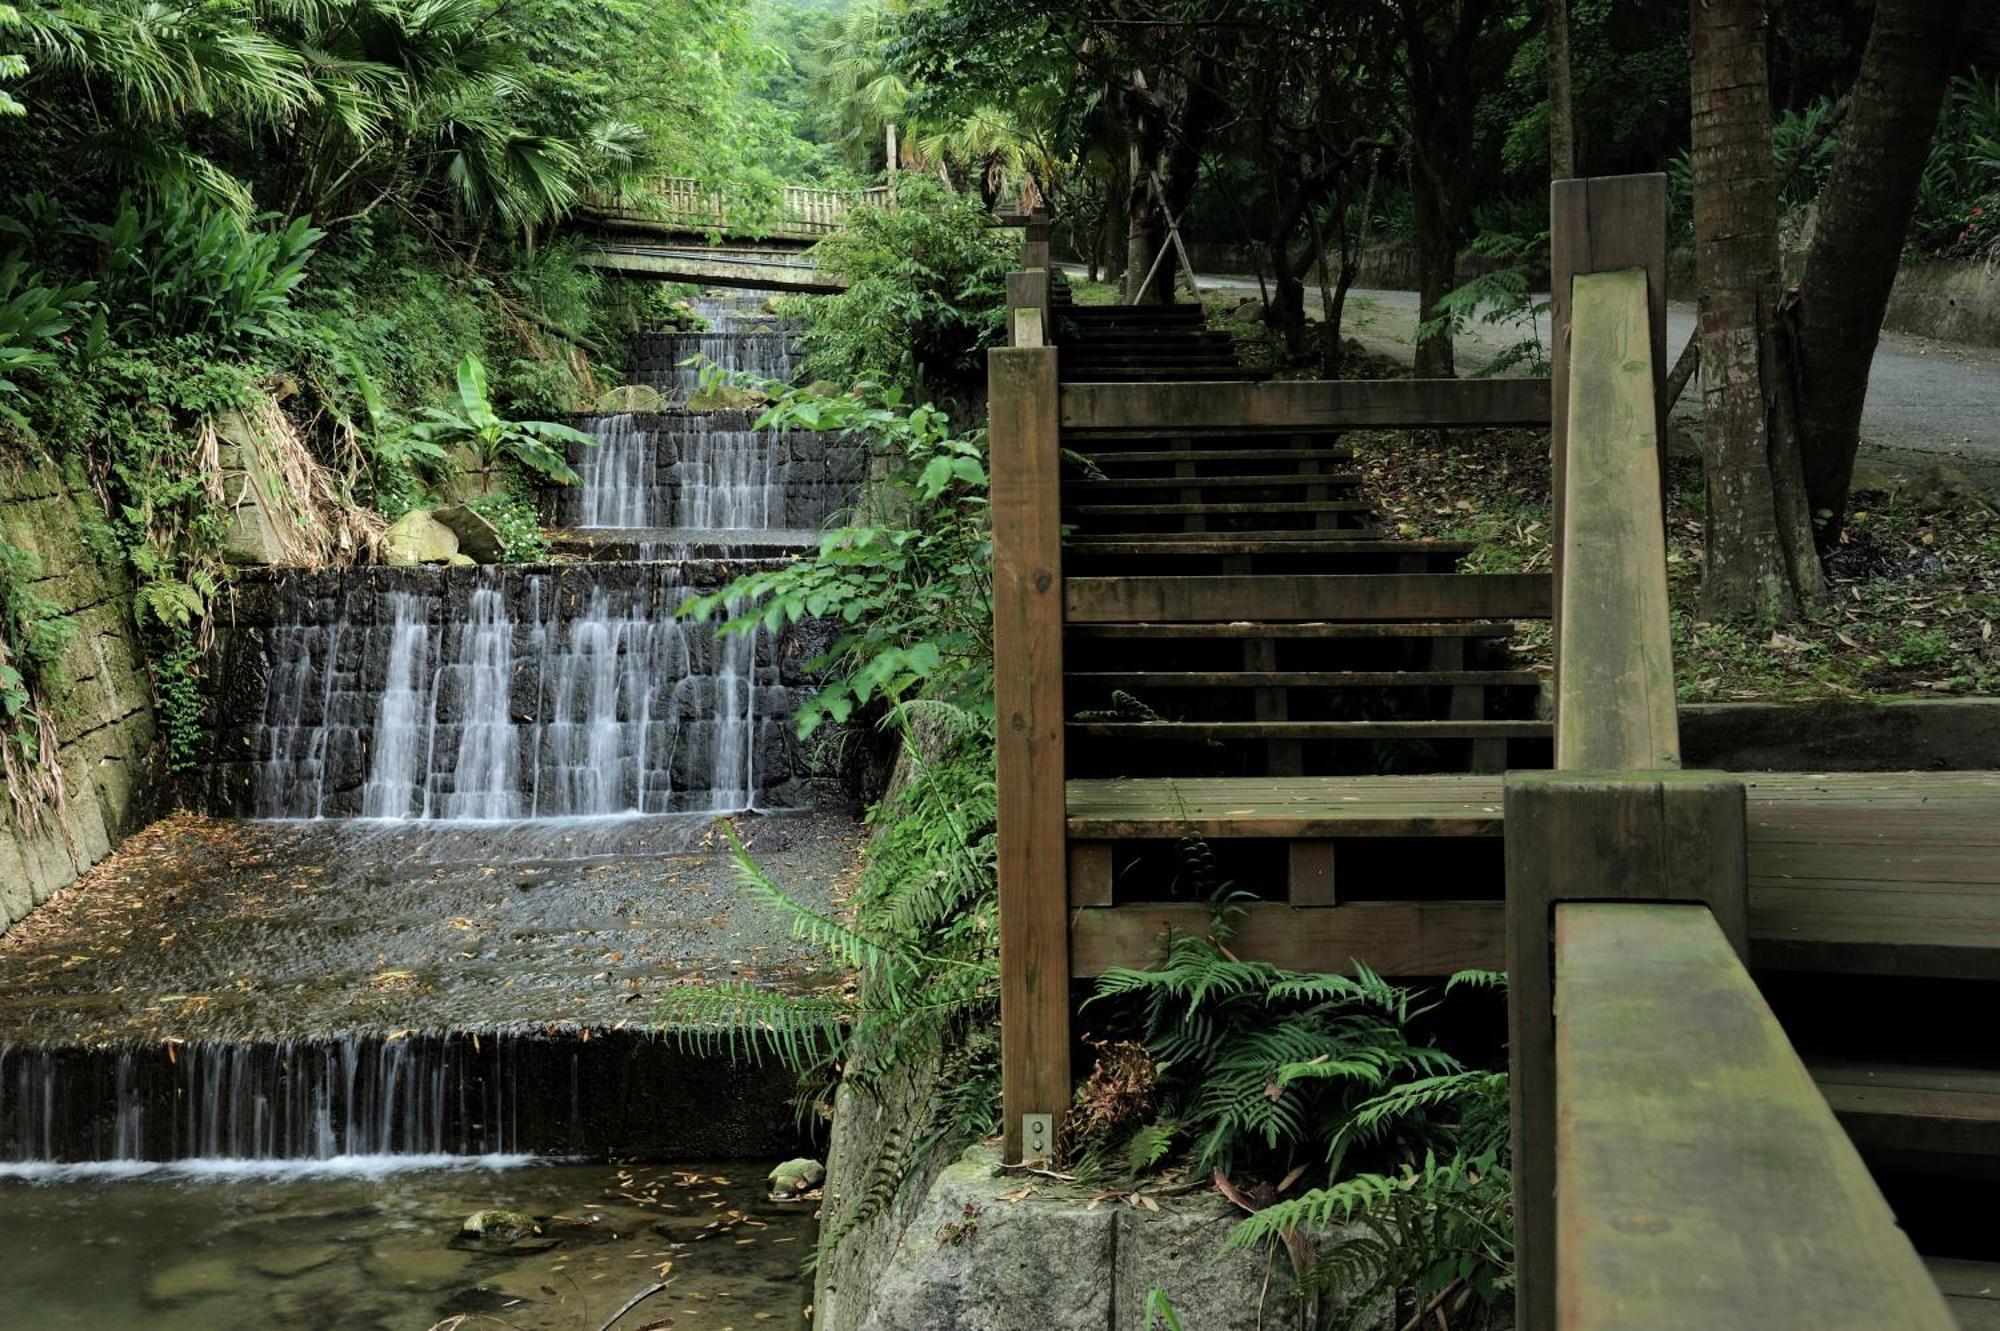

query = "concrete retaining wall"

[{"left": 0, "top": 457, "right": 159, "bottom": 932}]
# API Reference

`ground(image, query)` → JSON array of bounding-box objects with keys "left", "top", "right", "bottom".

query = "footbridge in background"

[{"left": 576, "top": 177, "right": 893, "bottom": 293}]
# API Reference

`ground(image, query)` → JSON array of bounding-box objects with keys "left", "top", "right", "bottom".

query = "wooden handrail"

[
  {"left": 589, "top": 177, "right": 894, "bottom": 238},
  {"left": 1553, "top": 269, "right": 1677, "bottom": 769},
  {"left": 1555, "top": 903, "right": 1952, "bottom": 1329},
  {"left": 1512, "top": 173, "right": 1934, "bottom": 1331}
]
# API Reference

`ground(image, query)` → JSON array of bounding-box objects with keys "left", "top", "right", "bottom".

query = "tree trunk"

[
  {"left": 1689, "top": 0, "right": 1824, "bottom": 620},
  {"left": 1411, "top": 171, "right": 1457, "bottom": 378},
  {"left": 1794, "top": 0, "right": 1965, "bottom": 543},
  {"left": 1548, "top": 0, "right": 1576, "bottom": 177}
]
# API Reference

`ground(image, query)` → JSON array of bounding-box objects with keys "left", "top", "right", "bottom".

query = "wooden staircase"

[
  {"left": 1057, "top": 301, "right": 1267, "bottom": 382},
  {"left": 995, "top": 191, "right": 1996, "bottom": 1326}
]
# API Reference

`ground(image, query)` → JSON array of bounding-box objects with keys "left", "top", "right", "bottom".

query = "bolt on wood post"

[{"left": 990, "top": 342, "right": 1068, "bottom": 1164}]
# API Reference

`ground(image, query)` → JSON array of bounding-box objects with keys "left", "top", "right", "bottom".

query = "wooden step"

[
  {"left": 1069, "top": 720, "right": 1551, "bottom": 741},
  {"left": 1064, "top": 572, "right": 1554, "bottom": 624},
  {"left": 1064, "top": 368, "right": 1268, "bottom": 382},
  {"left": 1073, "top": 447, "right": 1355, "bottom": 465},
  {"left": 1067, "top": 620, "right": 1523, "bottom": 640},
  {"left": 1065, "top": 538, "right": 1471, "bottom": 558},
  {"left": 1066, "top": 305, "right": 1207, "bottom": 321},
  {"left": 1745, "top": 775, "right": 2000, "bottom": 980},
  {"left": 1810, "top": 1060, "right": 2000, "bottom": 1163},
  {"left": 1072, "top": 519, "right": 1384, "bottom": 535},
  {"left": 1067, "top": 472, "right": 1364, "bottom": 492},
  {"left": 1068, "top": 669, "right": 1540, "bottom": 689},
  {"left": 1066, "top": 774, "right": 1506, "bottom": 838},
  {"left": 1064, "top": 500, "right": 1374, "bottom": 517},
  {"left": 1927, "top": 1258, "right": 2000, "bottom": 1330}
]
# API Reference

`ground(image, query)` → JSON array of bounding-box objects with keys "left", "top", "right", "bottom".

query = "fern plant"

[
  {"left": 1082, "top": 933, "right": 1464, "bottom": 1184},
  {"left": 659, "top": 705, "right": 1000, "bottom": 1265},
  {"left": 1230, "top": 1061, "right": 1514, "bottom": 1331}
]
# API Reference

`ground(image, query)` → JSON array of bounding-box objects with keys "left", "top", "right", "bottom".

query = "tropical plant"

[
  {"left": 680, "top": 378, "right": 992, "bottom": 733},
  {"left": 408, "top": 353, "right": 593, "bottom": 486},
  {"left": 1418, "top": 230, "right": 1551, "bottom": 379},
  {"left": 0, "top": 2, "right": 26, "bottom": 117},
  {"left": 0, "top": 254, "right": 91, "bottom": 426},
  {"left": 1081, "top": 931, "right": 1465, "bottom": 1183},
  {"left": 88, "top": 193, "right": 322, "bottom": 344}
]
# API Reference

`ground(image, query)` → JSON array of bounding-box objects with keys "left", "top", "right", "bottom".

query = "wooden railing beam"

[
  {"left": 1060, "top": 378, "right": 1552, "bottom": 432},
  {"left": 1555, "top": 903, "right": 1954, "bottom": 1330}
]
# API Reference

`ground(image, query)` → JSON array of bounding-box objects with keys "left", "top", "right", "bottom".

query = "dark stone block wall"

[{"left": 201, "top": 561, "right": 840, "bottom": 818}]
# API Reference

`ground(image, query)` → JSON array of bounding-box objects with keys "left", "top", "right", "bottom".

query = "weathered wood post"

[
  {"left": 1008, "top": 211, "right": 1054, "bottom": 348},
  {"left": 990, "top": 319, "right": 1067, "bottom": 1164}
]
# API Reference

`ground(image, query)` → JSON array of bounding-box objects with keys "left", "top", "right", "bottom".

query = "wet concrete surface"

[{"left": 0, "top": 809, "right": 862, "bottom": 1046}]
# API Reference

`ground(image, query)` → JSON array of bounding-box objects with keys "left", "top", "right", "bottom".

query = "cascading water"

[
  {"left": 248, "top": 566, "right": 788, "bottom": 820},
  {"left": 569, "top": 412, "right": 793, "bottom": 532}
]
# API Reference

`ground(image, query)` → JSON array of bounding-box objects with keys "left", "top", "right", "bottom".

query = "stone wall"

[{"left": 0, "top": 457, "right": 159, "bottom": 932}]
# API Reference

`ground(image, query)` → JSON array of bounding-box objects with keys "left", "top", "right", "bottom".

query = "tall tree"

[
  {"left": 1392, "top": 0, "right": 1537, "bottom": 378},
  {"left": 1792, "top": 0, "right": 1968, "bottom": 543},
  {"left": 1547, "top": 0, "right": 1575, "bottom": 177},
  {"left": 1687, "top": 0, "right": 1823, "bottom": 619}
]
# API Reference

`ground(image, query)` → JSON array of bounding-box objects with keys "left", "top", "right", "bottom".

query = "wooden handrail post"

[
  {"left": 1548, "top": 174, "right": 1666, "bottom": 704},
  {"left": 1507, "top": 771, "right": 1748, "bottom": 1331},
  {"left": 991, "top": 341, "right": 1068, "bottom": 1164},
  {"left": 1007, "top": 270, "right": 1051, "bottom": 349}
]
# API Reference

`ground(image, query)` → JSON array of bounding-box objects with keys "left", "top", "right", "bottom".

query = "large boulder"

[
  {"left": 383, "top": 510, "right": 459, "bottom": 565},
  {"left": 596, "top": 384, "right": 668, "bottom": 413},
  {"left": 686, "top": 381, "right": 768, "bottom": 412},
  {"left": 852, "top": 1147, "right": 1386, "bottom": 1331},
  {"left": 432, "top": 504, "right": 505, "bottom": 563}
]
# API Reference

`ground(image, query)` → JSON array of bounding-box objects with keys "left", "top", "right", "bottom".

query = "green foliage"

[
  {"left": 0, "top": 533, "right": 73, "bottom": 750},
  {"left": 1912, "top": 72, "right": 2000, "bottom": 261},
  {"left": 1230, "top": 1068, "right": 1514, "bottom": 1329},
  {"left": 789, "top": 176, "right": 1012, "bottom": 394},
  {"left": 1143, "top": 1288, "right": 1184, "bottom": 1331},
  {"left": 1083, "top": 932, "right": 1463, "bottom": 1183},
  {"left": 465, "top": 489, "right": 551, "bottom": 564},
  {"left": 0, "top": 253, "right": 90, "bottom": 426},
  {"left": 408, "top": 354, "right": 594, "bottom": 486},
  {"left": 660, "top": 709, "right": 1000, "bottom": 1265},
  {"left": 89, "top": 192, "right": 322, "bottom": 343},
  {"left": 1418, "top": 230, "right": 1550, "bottom": 378},
  {"left": 681, "top": 379, "right": 992, "bottom": 734},
  {"left": 146, "top": 623, "right": 205, "bottom": 772}
]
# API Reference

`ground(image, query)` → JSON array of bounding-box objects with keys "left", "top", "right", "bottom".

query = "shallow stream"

[{"left": 0, "top": 1157, "right": 811, "bottom": 1330}]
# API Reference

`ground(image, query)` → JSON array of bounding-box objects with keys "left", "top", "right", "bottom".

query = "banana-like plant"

[
  {"left": 408, "top": 353, "right": 592, "bottom": 487},
  {"left": 0, "top": 254, "right": 91, "bottom": 428}
]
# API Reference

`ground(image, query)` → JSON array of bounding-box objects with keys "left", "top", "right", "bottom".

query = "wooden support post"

[
  {"left": 1549, "top": 174, "right": 1666, "bottom": 702},
  {"left": 1007, "top": 270, "right": 1051, "bottom": 349},
  {"left": 1287, "top": 840, "right": 1337, "bottom": 906},
  {"left": 1506, "top": 770, "right": 1747, "bottom": 1331},
  {"left": 991, "top": 343, "right": 1068, "bottom": 1164}
]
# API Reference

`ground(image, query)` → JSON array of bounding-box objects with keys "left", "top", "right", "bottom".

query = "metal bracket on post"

[{"left": 1021, "top": 1114, "right": 1054, "bottom": 1163}]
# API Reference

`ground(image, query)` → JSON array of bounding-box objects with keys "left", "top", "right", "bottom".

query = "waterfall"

[
  {"left": 571, "top": 413, "right": 790, "bottom": 533},
  {"left": 0, "top": 1038, "right": 518, "bottom": 1162},
  {"left": 250, "top": 567, "right": 784, "bottom": 820}
]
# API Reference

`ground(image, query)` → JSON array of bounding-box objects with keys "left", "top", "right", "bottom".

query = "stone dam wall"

[{"left": 0, "top": 457, "right": 159, "bottom": 933}]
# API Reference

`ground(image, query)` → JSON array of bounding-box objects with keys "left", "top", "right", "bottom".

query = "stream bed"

[{"left": 0, "top": 1156, "right": 812, "bottom": 1330}]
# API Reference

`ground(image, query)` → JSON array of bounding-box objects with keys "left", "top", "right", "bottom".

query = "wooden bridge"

[
  {"left": 576, "top": 177, "right": 893, "bottom": 292},
  {"left": 990, "top": 180, "right": 2000, "bottom": 1328}
]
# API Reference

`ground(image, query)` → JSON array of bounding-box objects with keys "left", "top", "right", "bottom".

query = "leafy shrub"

[
  {"left": 681, "top": 379, "right": 992, "bottom": 733},
  {"left": 89, "top": 191, "right": 321, "bottom": 343},
  {"left": 0, "top": 534, "right": 73, "bottom": 748},
  {"left": 789, "top": 176, "right": 1012, "bottom": 394},
  {"left": 408, "top": 353, "right": 594, "bottom": 487},
  {"left": 0, "top": 253, "right": 91, "bottom": 426},
  {"left": 465, "top": 488, "right": 551, "bottom": 563}
]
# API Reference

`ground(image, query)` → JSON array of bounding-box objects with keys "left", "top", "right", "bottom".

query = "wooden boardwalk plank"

[
  {"left": 1067, "top": 774, "right": 1505, "bottom": 838},
  {"left": 1070, "top": 720, "right": 1550, "bottom": 741},
  {"left": 1061, "top": 378, "right": 1553, "bottom": 432},
  {"left": 1067, "top": 670, "right": 1540, "bottom": 689}
]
